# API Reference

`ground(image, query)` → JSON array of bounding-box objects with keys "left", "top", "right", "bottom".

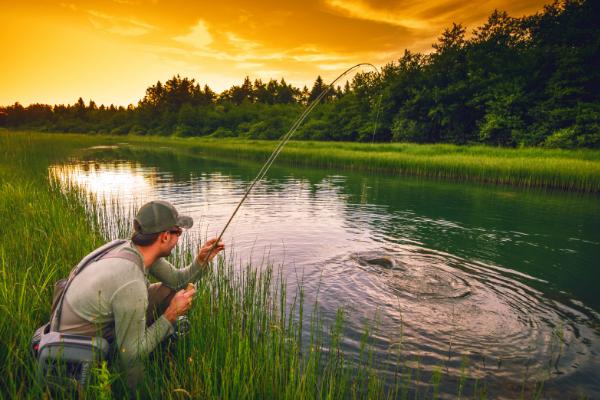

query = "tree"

[
  {"left": 275, "top": 79, "right": 296, "bottom": 104},
  {"left": 308, "top": 76, "right": 327, "bottom": 103},
  {"left": 299, "top": 85, "right": 310, "bottom": 105}
]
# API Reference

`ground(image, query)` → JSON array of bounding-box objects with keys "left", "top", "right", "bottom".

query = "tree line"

[{"left": 1, "top": 0, "right": 598, "bottom": 148}]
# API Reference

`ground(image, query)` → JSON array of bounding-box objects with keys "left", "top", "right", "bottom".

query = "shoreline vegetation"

[
  {"left": 0, "top": 128, "right": 568, "bottom": 398},
  {"left": 6, "top": 130, "right": 600, "bottom": 193}
]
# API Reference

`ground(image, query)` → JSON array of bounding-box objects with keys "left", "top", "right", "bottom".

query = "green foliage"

[
  {"left": 478, "top": 81, "right": 527, "bottom": 146},
  {"left": 544, "top": 127, "right": 578, "bottom": 148},
  {"left": 391, "top": 117, "right": 421, "bottom": 143},
  {"left": 90, "top": 361, "right": 118, "bottom": 400}
]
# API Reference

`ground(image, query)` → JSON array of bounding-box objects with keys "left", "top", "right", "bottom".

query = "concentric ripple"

[
  {"left": 351, "top": 251, "right": 472, "bottom": 299},
  {"left": 312, "top": 246, "right": 599, "bottom": 390}
]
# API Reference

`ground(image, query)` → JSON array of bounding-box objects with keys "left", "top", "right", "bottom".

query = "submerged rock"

[{"left": 351, "top": 251, "right": 399, "bottom": 270}]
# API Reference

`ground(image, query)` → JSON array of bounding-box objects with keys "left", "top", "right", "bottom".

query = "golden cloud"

[
  {"left": 174, "top": 19, "right": 213, "bottom": 49},
  {"left": 325, "top": 0, "right": 429, "bottom": 30},
  {"left": 86, "top": 9, "right": 155, "bottom": 36}
]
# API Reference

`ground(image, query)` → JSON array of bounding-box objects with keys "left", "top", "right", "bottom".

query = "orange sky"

[{"left": 1, "top": 0, "right": 549, "bottom": 106}]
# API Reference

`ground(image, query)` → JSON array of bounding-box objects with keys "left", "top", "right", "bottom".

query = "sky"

[{"left": 1, "top": 0, "right": 549, "bottom": 106}]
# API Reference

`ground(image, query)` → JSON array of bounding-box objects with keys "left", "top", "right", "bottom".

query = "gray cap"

[{"left": 134, "top": 200, "right": 193, "bottom": 234}]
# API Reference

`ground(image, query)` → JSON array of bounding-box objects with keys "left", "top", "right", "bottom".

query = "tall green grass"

[
  {"left": 0, "top": 130, "right": 576, "bottom": 399},
  {"left": 0, "top": 132, "right": 107, "bottom": 397}
]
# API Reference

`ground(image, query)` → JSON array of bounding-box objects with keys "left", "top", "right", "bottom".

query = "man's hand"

[
  {"left": 197, "top": 238, "right": 225, "bottom": 265},
  {"left": 164, "top": 286, "right": 196, "bottom": 324}
]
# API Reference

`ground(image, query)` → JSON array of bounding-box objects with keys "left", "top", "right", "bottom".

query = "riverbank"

[
  {"left": 146, "top": 136, "right": 600, "bottom": 193},
  {"left": 8, "top": 130, "right": 600, "bottom": 193}
]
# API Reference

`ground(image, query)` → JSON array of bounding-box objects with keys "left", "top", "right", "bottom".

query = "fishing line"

[{"left": 205, "top": 63, "right": 382, "bottom": 258}]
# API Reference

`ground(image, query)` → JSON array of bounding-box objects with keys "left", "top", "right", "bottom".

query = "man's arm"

[
  {"left": 111, "top": 280, "right": 174, "bottom": 389},
  {"left": 149, "top": 257, "right": 206, "bottom": 290},
  {"left": 149, "top": 238, "right": 224, "bottom": 290}
]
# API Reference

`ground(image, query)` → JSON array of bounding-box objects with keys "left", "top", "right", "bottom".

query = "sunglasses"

[{"left": 168, "top": 227, "right": 183, "bottom": 236}]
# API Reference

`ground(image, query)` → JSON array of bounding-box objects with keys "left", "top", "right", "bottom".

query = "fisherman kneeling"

[{"left": 37, "top": 200, "right": 224, "bottom": 392}]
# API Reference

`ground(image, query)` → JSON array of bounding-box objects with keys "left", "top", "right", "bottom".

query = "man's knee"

[{"left": 146, "top": 283, "right": 176, "bottom": 323}]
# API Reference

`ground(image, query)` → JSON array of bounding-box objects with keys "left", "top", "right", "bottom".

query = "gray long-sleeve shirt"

[{"left": 59, "top": 240, "right": 205, "bottom": 387}]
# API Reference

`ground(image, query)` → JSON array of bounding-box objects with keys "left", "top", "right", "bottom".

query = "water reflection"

[
  {"left": 50, "top": 147, "right": 600, "bottom": 398},
  {"left": 50, "top": 162, "right": 156, "bottom": 199}
]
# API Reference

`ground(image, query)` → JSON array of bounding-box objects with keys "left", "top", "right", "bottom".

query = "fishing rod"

[{"left": 202, "top": 63, "right": 381, "bottom": 262}]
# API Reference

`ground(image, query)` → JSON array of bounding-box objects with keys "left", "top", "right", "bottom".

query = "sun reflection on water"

[{"left": 49, "top": 161, "right": 157, "bottom": 201}]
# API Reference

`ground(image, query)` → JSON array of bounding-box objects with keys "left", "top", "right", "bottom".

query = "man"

[{"left": 57, "top": 200, "right": 224, "bottom": 389}]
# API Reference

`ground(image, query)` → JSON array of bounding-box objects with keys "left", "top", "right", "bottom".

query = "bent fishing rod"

[{"left": 202, "top": 63, "right": 381, "bottom": 261}]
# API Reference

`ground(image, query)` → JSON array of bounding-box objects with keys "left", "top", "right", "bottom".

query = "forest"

[{"left": 1, "top": 0, "right": 598, "bottom": 148}]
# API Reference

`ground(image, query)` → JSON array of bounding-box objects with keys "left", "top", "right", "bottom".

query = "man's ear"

[{"left": 159, "top": 231, "right": 169, "bottom": 243}]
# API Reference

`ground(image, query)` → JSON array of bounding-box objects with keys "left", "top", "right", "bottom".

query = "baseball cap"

[{"left": 134, "top": 200, "right": 193, "bottom": 234}]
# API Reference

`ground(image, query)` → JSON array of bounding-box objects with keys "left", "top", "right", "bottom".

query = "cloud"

[
  {"left": 193, "top": 49, "right": 285, "bottom": 62},
  {"left": 226, "top": 32, "right": 260, "bottom": 52},
  {"left": 292, "top": 52, "right": 350, "bottom": 63},
  {"left": 317, "top": 62, "right": 355, "bottom": 71},
  {"left": 254, "top": 69, "right": 285, "bottom": 79},
  {"left": 324, "top": 0, "right": 547, "bottom": 37},
  {"left": 86, "top": 10, "right": 154, "bottom": 36},
  {"left": 110, "top": 0, "right": 160, "bottom": 4},
  {"left": 236, "top": 62, "right": 263, "bottom": 70},
  {"left": 111, "top": 0, "right": 141, "bottom": 4},
  {"left": 174, "top": 20, "right": 213, "bottom": 49},
  {"left": 59, "top": 3, "right": 78, "bottom": 11},
  {"left": 324, "top": 0, "right": 428, "bottom": 30}
]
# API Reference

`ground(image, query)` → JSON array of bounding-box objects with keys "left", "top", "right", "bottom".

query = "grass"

[
  {"left": 8, "top": 129, "right": 600, "bottom": 192},
  {"left": 0, "top": 130, "right": 585, "bottom": 399}
]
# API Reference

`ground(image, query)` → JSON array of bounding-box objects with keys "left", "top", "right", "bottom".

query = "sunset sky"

[{"left": 1, "top": 0, "right": 549, "bottom": 106}]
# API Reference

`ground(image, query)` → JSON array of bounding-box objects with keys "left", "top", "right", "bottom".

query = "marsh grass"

[
  {"left": 122, "top": 136, "right": 600, "bottom": 193},
  {"left": 0, "top": 133, "right": 107, "bottom": 397},
  {"left": 164, "top": 138, "right": 600, "bottom": 194},
  {"left": 0, "top": 130, "right": 583, "bottom": 399}
]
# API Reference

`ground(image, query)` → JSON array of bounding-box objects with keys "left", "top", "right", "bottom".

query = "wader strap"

[{"left": 101, "top": 250, "right": 141, "bottom": 266}]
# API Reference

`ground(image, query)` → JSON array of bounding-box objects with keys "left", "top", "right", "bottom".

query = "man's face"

[{"left": 159, "top": 227, "right": 182, "bottom": 257}]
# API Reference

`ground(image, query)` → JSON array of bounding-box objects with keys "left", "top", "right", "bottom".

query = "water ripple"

[{"left": 309, "top": 245, "right": 599, "bottom": 387}]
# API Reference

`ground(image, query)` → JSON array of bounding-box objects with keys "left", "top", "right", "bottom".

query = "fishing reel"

[
  {"left": 169, "top": 283, "right": 195, "bottom": 341},
  {"left": 172, "top": 316, "right": 191, "bottom": 339}
]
